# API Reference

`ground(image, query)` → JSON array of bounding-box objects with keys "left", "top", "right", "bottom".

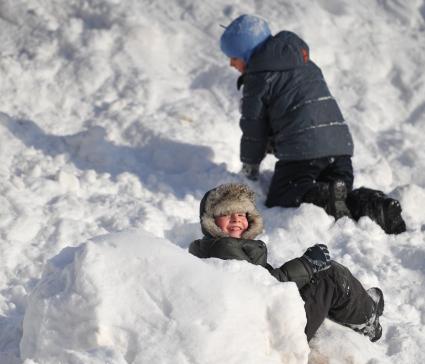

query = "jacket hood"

[
  {"left": 199, "top": 183, "right": 263, "bottom": 239},
  {"left": 246, "top": 31, "right": 310, "bottom": 73}
]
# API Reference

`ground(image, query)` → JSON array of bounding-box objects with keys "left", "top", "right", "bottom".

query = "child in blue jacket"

[{"left": 219, "top": 14, "right": 406, "bottom": 235}]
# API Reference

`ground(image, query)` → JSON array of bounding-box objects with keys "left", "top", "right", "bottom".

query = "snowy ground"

[{"left": 0, "top": 0, "right": 425, "bottom": 363}]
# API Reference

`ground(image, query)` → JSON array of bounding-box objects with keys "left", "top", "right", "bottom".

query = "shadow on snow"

[{"left": 2, "top": 112, "right": 237, "bottom": 198}]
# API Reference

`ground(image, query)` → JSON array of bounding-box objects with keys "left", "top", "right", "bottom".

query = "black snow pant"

[
  {"left": 264, "top": 155, "right": 406, "bottom": 234},
  {"left": 265, "top": 155, "right": 354, "bottom": 208},
  {"left": 299, "top": 261, "right": 374, "bottom": 341}
]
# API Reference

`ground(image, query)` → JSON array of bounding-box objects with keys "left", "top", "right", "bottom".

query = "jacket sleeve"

[
  {"left": 239, "top": 73, "right": 271, "bottom": 165},
  {"left": 189, "top": 239, "right": 205, "bottom": 258},
  {"left": 267, "top": 258, "right": 313, "bottom": 289},
  {"left": 207, "top": 238, "right": 268, "bottom": 266},
  {"left": 190, "top": 237, "right": 311, "bottom": 288}
]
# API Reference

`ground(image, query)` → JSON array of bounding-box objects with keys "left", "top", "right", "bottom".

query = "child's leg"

[
  {"left": 346, "top": 187, "right": 406, "bottom": 234},
  {"left": 326, "top": 261, "right": 384, "bottom": 342},
  {"left": 316, "top": 155, "right": 354, "bottom": 191},
  {"left": 302, "top": 156, "right": 353, "bottom": 218},
  {"left": 265, "top": 158, "right": 331, "bottom": 207},
  {"left": 326, "top": 261, "right": 374, "bottom": 324},
  {"left": 298, "top": 272, "right": 335, "bottom": 341},
  {"left": 299, "top": 261, "right": 382, "bottom": 341}
]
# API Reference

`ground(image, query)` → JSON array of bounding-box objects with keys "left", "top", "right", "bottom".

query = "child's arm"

[
  {"left": 268, "top": 258, "right": 313, "bottom": 289},
  {"left": 268, "top": 244, "right": 331, "bottom": 289},
  {"left": 189, "top": 237, "right": 268, "bottom": 266},
  {"left": 189, "top": 238, "right": 328, "bottom": 290},
  {"left": 207, "top": 237, "right": 315, "bottom": 289},
  {"left": 208, "top": 237, "right": 268, "bottom": 266},
  {"left": 239, "top": 74, "right": 271, "bottom": 166}
]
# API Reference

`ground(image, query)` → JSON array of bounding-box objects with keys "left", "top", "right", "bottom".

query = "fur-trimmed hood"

[{"left": 199, "top": 183, "right": 263, "bottom": 239}]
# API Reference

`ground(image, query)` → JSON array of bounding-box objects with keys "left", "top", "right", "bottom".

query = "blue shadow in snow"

[{"left": 3, "top": 114, "right": 237, "bottom": 198}]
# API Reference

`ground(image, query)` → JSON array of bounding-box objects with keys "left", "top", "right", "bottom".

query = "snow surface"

[
  {"left": 0, "top": 0, "right": 424, "bottom": 363},
  {"left": 21, "top": 230, "right": 308, "bottom": 364}
]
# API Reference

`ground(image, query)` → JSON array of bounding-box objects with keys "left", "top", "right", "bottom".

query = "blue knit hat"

[{"left": 220, "top": 15, "right": 271, "bottom": 63}]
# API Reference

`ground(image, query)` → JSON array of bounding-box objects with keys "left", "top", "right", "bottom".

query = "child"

[
  {"left": 219, "top": 14, "right": 406, "bottom": 234},
  {"left": 189, "top": 183, "right": 384, "bottom": 342}
]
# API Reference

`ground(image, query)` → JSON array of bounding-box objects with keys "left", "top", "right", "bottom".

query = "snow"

[
  {"left": 0, "top": 0, "right": 424, "bottom": 363},
  {"left": 20, "top": 230, "right": 308, "bottom": 364}
]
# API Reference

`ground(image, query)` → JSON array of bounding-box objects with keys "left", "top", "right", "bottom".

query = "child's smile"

[{"left": 214, "top": 212, "right": 249, "bottom": 238}]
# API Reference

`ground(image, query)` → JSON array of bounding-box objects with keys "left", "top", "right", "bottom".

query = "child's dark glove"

[
  {"left": 241, "top": 163, "right": 259, "bottom": 181},
  {"left": 301, "top": 244, "right": 331, "bottom": 273}
]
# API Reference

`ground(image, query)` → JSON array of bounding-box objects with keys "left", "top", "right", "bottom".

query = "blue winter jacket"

[{"left": 238, "top": 31, "right": 354, "bottom": 163}]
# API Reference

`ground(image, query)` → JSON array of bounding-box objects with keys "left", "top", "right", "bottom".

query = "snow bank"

[{"left": 20, "top": 229, "right": 309, "bottom": 364}]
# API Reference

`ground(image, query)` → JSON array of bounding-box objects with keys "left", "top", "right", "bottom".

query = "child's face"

[
  {"left": 229, "top": 57, "right": 246, "bottom": 73},
  {"left": 214, "top": 212, "right": 249, "bottom": 238}
]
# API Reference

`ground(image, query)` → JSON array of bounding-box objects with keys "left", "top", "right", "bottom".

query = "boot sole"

[
  {"left": 368, "top": 287, "right": 384, "bottom": 316},
  {"left": 330, "top": 181, "right": 351, "bottom": 219},
  {"left": 382, "top": 199, "right": 406, "bottom": 234},
  {"left": 367, "top": 287, "right": 384, "bottom": 342}
]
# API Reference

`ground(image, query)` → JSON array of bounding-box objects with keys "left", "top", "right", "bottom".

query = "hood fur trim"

[{"left": 200, "top": 183, "right": 263, "bottom": 239}]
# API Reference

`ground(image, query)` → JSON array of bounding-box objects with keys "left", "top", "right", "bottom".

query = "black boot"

[
  {"left": 303, "top": 180, "right": 351, "bottom": 220},
  {"left": 346, "top": 188, "right": 406, "bottom": 234},
  {"left": 344, "top": 287, "right": 384, "bottom": 342},
  {"left": 381, "top": 198, "right": 406, "bottom": 234}
]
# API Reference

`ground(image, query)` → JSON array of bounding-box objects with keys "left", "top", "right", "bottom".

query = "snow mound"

[
  {"left": 308, "top": 320, "right": 389, "bottom": 364},
  {"left": 20, "top": 229, "right": 309, "bottom": 364}
]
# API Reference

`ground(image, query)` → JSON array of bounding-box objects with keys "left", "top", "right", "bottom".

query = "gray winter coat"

[{"left": 238, "top": 31, "right": 354, "bottom": 164}]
